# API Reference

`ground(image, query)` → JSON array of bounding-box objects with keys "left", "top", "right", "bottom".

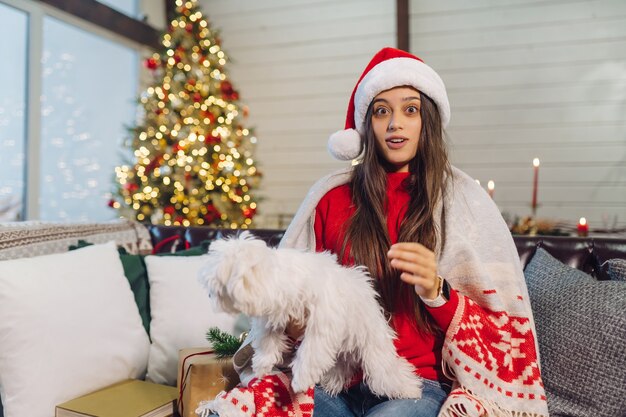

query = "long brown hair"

[{"left": 341, "top": 89, "right": 453, "bottom": 334}]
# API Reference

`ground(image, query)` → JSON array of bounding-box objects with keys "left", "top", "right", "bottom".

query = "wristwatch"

[{"left": 421, "top": 275, "right": 449, "bottom": 308}]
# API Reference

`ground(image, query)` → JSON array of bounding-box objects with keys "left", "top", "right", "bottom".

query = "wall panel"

[
  {"left": 412, "top": 0, "right": 626, "bottom": 229},
  {"left": 200, "top": 0, "right": 626, "bottom": 231},
  {"left": 203, "top": 0, "right": 395, "bottom": 227}
]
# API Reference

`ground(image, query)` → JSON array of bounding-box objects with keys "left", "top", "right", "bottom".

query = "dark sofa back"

[
  {"left": 514, "top": 235, "right": 626, "bottom": 280},
  {"left": 147, "top": 225, "right": 626, "bottom": 279},
  {"left": 148, "top": 225, "right": 285, "bottom": 254}
]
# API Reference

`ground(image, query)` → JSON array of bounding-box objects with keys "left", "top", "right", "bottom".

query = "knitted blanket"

[
  {"left": 279, "top": 166, "right": 548, "bottom": 417},
  {"left": 195, "top": 372, "right": 314, "bottom": 417}
]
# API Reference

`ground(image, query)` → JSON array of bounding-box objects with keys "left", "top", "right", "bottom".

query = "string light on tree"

[{"left": 111, "top": 0, "right": 261, "bottom": 228}]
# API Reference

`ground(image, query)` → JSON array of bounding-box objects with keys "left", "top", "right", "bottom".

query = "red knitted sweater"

[{"left": 314, "top": 172, "right": 459, "bottom": 382}]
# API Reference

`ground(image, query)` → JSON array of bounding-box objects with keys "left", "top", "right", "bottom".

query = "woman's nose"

[{"left": 388, "top": 114, "right": 401, "bottom": 131}]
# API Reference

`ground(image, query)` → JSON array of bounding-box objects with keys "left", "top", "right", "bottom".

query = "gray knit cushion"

[
  {"left": 605, "top": 258, "right": 626, "bottom": 282},
  {"left": 524, "top": 248, "right": 626, "bottom": 417}
]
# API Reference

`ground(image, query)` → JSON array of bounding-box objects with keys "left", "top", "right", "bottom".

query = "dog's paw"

[
  {"left": 290, "top": 374, "right": 315, "bottom": 394},
  {"left": 320, "top": 366, "right": 349, "bottom": 396},
  {"left": 251, "top": 355, "right": 276, "bottom": 377},
  {"left": 371, "top": 375, "right": 422, "bottom": 399},
  {"left": 399, "top": 378, "right": 423, "bottom": 399},
  {"left": 319, "top": 378, "right": 345, "bottom": 396}
]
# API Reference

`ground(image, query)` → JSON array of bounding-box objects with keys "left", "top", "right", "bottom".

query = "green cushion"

[
  {"left": 119, "top": 253, "right": 151, "bottom": 334},
  {"left": 158, "top": 241, "right": 209, "bottom": 257},
  {"left": 68, "top": 240, "right": 209, "bottom": 336}
]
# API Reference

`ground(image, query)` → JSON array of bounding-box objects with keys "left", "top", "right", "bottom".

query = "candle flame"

[
  {"left": 533, "top": 158, "right": 540, "bottom": 167},
  {"left": 579, "top": 217, "right": 587, "bottom": 226},
  {"left": 488, "top": 180, "right": 495, "bottom": 190},
  {"left": 475, "top": 179, "right": 481, "bottom": 186}
]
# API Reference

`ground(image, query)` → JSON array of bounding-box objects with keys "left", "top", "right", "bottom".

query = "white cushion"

[
  {"left": 0, "top": 241, "right": 150, "bottom": 417},
  {"left": 144, "top": 255, "right": 237, "bottom": 385}
]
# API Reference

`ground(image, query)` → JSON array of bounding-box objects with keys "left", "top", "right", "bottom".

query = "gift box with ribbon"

[{"left": 177, "top": 347, "right": 240, "bottom": 417}]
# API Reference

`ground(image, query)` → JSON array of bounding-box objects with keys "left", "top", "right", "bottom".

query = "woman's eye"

[
  {"left": 406, "top": 105, "right": 419, "bottom": 114},
  {"left": 374, "top": 107, "right": 389, "bottom": 116}
]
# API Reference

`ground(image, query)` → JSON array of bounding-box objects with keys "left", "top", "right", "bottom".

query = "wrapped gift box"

[{"left": 177, "top": 347, "right": 240, "bottom": 417}]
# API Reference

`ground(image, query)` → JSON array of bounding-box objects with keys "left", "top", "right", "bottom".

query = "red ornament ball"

[
  {"left": 207, "top": 134, "right": 221, "bottom": 144},
  {"left": 124, "top": 183, "right": 139, "bottom": 192},
  {"left": 144, "top": 57, "right": 158, "bottom": 70},
  {"left": 243, "top": 207, "right": 256, "bottom": 219},
  {"left": 201, "top": 110, "right": 216, "bottom": 123},
  {"left": 220, "top": 81, "right": 239, "bottom": 100},
  {"left": 164, "top": 206, "right": 176, "bottom": 216},
  {"left": 204, "top": 204, "right": 221, "bottom": 223}
]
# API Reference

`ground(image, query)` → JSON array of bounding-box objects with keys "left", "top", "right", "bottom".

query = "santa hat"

[{"left": 328, "top": 47, "right": 450, "bottom": 161}]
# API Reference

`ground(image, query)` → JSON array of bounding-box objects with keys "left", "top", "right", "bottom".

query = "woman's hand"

[{"left": 388, "top": 242, "right": 439, "bottom": 300}]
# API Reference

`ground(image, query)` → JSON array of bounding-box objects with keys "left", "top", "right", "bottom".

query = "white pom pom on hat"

[
  {"left": 328, "top": 47, "right": 451, "bottom": 161},
  {"left": 328, "top": 128, "right": 361, "bottom": 161}
]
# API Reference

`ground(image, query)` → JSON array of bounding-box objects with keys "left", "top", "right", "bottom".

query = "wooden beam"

[
  {"left": 396, "top": 0, "right": 409, "bottom": 52},
  {"left": 165, "top": 0, "right": 177, "bottom": 24},
  {"left": 36, "top": 0, "right": 161, "bottom": 49}
]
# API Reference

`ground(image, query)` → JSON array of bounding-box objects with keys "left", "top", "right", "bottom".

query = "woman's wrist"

[{"left": 419, "top": 276, "right": 449, "bottom": 307}]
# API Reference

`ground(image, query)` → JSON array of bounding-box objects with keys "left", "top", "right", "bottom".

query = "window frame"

[{"left": 0, "top": 0, "right": 157, "bottom": 220}]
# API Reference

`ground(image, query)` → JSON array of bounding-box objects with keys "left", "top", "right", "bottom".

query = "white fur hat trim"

[{"left": 353, "top": 57, "right": 450, "bottom": 134}]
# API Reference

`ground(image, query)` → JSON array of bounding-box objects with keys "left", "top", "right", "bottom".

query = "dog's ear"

[
  {"left": 198, "top": 245, "right": 230, "bottom": 297},
  {"left": 242, "top": 238, "right": 271, "bottom": 266},
  {"left": 208, "top": 238, "right": 229, "bottom": 254},
  {"left": 227, "top": 239, "right": 273, "bottom": 315}
]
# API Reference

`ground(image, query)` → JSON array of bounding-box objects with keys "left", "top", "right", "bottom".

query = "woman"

[{"left": 279, "top": 47, "right": 549, "bottom": 417}]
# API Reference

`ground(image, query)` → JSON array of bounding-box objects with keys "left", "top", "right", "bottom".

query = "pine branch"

[{"left": 206, "top": 327, "right": 242, "bottom": 358}]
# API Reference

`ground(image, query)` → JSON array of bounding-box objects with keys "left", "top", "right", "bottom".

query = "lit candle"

[
  {"left": 475, "top": 179, "right": 481, "bottom": 186},
  {"left": 487, "top": 180, "right": 495, "bottom": 199},
  {"left": 577, "top": 217, "right": 589, "bottom": 237},
  {"left": 532, "top": 158, "right": 540, "bottom": 216}
]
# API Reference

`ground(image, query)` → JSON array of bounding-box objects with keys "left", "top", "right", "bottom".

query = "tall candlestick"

[
  {"left": 487, "top": 180, "right": 495, "bottom": 199},
  {"left": 532, "top": 158, "right": 540, "bottom": 216}
]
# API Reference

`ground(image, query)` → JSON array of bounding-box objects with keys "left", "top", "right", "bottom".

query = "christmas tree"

[{"left": 111, "top": 0, "right": 260, "bottom": 228}]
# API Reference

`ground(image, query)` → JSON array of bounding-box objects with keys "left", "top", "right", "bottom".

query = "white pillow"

[
  {"left": 144, "top": 255, "right": 237, "bottom": 385},
  {"left": 0, "top": 241, "right": 150, "bottom": 417}
]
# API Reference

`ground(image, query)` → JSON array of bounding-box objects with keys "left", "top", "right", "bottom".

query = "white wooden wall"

[
  {"left": 411, "top": 0, "right": 626, "bottom": 230},
  {"left": 202, "top": 0, "right": 394, "bottom": 228},
  {"left": 202, "top": 0, "right": 626, "bottom": 230}
]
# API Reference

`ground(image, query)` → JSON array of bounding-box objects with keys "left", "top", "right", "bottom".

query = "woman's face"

[{"left": 370, "top": 86, "right": 422, "bottom": 173}]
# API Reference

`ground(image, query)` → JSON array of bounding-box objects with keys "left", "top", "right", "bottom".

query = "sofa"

[{"left": 0, "top": 220, "right": 624, "bottom": 417}]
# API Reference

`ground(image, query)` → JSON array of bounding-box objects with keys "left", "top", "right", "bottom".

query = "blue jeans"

[{"left": 313, "top": 379, "right": 449, "bottom": 417}]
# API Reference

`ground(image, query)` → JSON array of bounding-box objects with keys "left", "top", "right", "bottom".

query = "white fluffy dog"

[{"left": 197, "top": 232, "right": 422, "bottom": 399}]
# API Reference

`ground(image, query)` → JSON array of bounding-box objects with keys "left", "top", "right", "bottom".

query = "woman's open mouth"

[{"left": 385, "top": 137, "right": 408, "bottom": 149}]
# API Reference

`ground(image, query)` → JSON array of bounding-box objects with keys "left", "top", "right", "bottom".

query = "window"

[
  {"left": 40, "top": 17, "right": 137, "bottom": 221},
  {"left": 0, "top": 2, "right": 27, "bottom": 221},
  {"left": 0, "top": 0, "right": 143, "bottom": 222}
]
